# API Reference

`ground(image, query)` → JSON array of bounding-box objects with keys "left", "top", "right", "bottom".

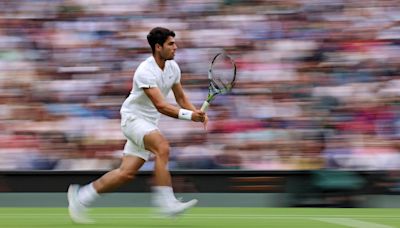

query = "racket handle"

[{"left": 200, "top": 101, "right": 210, "bottom": 112}]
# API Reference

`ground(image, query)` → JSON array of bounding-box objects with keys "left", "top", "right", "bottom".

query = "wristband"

[{"left": 178, "top": 109, "right": 193, "bottom": 120}]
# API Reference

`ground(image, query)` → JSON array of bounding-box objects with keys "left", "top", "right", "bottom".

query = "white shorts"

[{"left": 121, "top": 114, "right": 159, "bottom": 161}]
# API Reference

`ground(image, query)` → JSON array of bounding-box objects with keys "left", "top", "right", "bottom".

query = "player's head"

[{"left": 147, "top": 27, "right": 177, "bottom": 60}]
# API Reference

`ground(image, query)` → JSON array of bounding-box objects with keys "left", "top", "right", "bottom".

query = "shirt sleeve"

[{"left": 135, "top": 69, "right": 158, "bottom": 89}]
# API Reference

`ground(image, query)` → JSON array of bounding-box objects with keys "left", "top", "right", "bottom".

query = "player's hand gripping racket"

[{"left": 200, "top": 52, "right": 237, "bottom": 112}]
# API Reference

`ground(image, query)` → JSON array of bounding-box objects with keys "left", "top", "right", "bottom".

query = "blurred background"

[{"left": 0, "top": 0, "right": 399, "bottom": 172}]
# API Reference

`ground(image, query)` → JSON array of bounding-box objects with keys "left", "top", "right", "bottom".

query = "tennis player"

[{"left": 68, "top": 27, "right": 207, "bottom": 224}]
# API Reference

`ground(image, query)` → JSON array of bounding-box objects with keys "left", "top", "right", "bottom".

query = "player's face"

[{"left": 159, "top": 36, "right": 177, "bottom": 60}]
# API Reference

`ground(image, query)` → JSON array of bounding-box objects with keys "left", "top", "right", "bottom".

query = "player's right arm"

[{"left": 143, "top": 87, "right": 205, "bottom": 122}]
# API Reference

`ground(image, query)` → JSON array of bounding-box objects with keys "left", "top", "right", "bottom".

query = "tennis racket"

[{"left": 200, "top": 52, "right": 237, "bottom": 112}]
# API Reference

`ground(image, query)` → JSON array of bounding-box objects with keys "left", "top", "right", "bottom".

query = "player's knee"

[
  {"left": 155, "top": 142, "right": 170, "bottom": 159},
  {"left": 117, "top": 169, "right": 135, "bottom": 182}
]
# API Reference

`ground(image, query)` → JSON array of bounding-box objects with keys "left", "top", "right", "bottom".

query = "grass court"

[{"left": 0, "top": 207, "right": 399, "bottom": 228}]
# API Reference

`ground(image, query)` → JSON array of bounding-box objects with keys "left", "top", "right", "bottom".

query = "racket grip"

[{"left": 200, "top": 101, "right": 210, "bottom": 112}]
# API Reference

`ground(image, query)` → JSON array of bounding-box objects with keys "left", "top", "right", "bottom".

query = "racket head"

[{"left": 208, "top": 52, "right": 236, "bottom": 96}]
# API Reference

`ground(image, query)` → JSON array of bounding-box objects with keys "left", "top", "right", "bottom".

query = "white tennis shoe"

[
  {"left": 67, "top": 184, "right": 94, "bottom": 224},
  {"left": 155, "top": 196, "right": 198, "bottom": 217}
]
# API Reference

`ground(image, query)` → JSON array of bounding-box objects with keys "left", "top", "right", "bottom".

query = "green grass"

[{"left": 0, "top": 207, "right": 399, "bottom": 228}]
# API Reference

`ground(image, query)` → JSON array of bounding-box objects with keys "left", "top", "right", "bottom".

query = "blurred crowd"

[{"left": 0, "top": 0, "right": 399, "bottom": 171}]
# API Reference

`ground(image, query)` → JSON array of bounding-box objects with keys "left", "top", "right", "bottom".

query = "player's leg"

[
  {"left": 144, "top": 130, "right": 198, "bottom": 216},
  {"left": 143, "top": 130, "right": 172, "bottom": 187},
  {"left": 93, "top": 155, "right": 145, "bottom": 193},
  {"left": 68, "top": 155, "right": 145, "bottom": 224}
]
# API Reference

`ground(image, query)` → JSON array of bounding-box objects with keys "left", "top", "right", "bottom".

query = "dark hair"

[{"left": 147, "top": 27, "right": 175, "bottom": 54}]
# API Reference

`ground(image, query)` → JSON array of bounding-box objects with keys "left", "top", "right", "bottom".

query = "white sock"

[
  {"left": 153, "top": 186, "right": 176, "bottom": 203},
  {"left": 78, "top": 183, "right": 100, "bottom": 206}
]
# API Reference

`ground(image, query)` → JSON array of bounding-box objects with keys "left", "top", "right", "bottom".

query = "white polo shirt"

[{"left": 120, "top": 56, "right": 181, "bottom": 122}]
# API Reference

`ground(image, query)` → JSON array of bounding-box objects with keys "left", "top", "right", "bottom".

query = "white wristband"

[{"left": 178, "top": 109, "right": 193, "bottom": 120}]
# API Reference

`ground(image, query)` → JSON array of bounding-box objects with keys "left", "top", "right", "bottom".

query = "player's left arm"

[{"left": 172, "top": 82, "right": 196, "bottom": 111}]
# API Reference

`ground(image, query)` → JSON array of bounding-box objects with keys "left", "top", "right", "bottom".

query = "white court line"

[{"left": 313, "top": 218, "right": 394, "bottom": 228}]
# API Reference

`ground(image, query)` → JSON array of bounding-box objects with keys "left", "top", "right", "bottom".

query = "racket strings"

[
  {"left": 212, "top": 78, "right": 230, "bottom": 91},
  {"left": 210, "top": 54, "right": 236, "bottom": 94}
]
